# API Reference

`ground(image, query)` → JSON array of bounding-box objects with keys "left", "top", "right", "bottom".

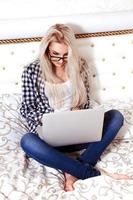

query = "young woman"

[{"left": 20, "top": 24, "right": 130, "bottom": 192}]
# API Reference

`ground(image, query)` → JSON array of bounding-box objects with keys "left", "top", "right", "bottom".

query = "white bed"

[{"left": 0, "top": 12, "right": 133, "bottom": 200}]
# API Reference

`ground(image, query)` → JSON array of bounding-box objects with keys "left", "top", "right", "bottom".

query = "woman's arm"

[
  {"left": 20, "top": 60, "right": 54, "bottom": 133},
  {"left": 20, "top": 63, "right": 44, "bottom": 133}
]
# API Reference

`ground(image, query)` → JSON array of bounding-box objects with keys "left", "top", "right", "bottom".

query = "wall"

[
  {"left": 0, "top": 0, "right": 133, "bottom": 19},
  {"left": 0, "top": 0, "right": 133, "bottom": 101}
]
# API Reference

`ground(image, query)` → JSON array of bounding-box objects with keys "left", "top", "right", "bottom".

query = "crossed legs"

[{"left": 21, "top": 109, "right": 129, "bottom": 191}]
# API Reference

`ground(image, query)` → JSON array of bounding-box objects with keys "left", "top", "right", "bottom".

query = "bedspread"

[{"left": 0, "top": 94, "right": 133, "bottom": 200}]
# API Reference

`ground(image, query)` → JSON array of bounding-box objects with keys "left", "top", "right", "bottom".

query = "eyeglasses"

[{"left": 48, "top": 53, "right": 68, "bottom": 62}]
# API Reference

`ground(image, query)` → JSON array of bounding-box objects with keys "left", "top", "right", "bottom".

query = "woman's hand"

[{"left": 72, "top": 107, "right": 79, "bottom": 111}]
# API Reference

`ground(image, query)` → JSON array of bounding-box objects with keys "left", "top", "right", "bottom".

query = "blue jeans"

[{"left": 20, "top": 109, "right": 124, "bottom": 180}]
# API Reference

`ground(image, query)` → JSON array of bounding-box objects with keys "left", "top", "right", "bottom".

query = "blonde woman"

[{"left": 20, "top": 24, "right": 130, "bottom": 192}]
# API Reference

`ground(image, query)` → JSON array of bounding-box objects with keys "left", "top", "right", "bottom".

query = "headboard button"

[
  {"left": 32, "top": 50, "right": 35, "bottom": 53},
  {"left": 102, "top": 58, "right": 106, "bottom": 62},
  {"left": 11, "top": 51, "right": 14, "bottom": 55},
  {"left": 93, "top": 74, "right": 96, "bottom": 78},
  {"left": 90, "top": 44, "right": 95, "bottom": 47}
]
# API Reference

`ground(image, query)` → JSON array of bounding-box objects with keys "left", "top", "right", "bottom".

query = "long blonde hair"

[{"left": 39, "top": 23, "right": 89, "bottom": 109}]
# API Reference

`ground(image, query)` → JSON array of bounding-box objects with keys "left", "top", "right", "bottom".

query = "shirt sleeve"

[
  {"left": 20, "top": 65, "right": 43, "bottom": 133},
  {"left": 80, "top": 58, "right": 90, "bottom": 109}
]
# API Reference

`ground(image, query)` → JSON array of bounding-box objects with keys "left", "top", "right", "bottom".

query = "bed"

[{"left": 0, "top": 12, "right": 133, "bottom": 200}]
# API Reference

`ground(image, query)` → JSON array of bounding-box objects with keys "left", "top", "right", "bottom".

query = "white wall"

[{"left": 0, "top": 0, "right": 133, "bottom": 19}]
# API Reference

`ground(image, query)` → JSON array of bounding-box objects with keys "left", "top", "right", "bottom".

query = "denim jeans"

[{"left": 20, "top": 109, "right": 124, "bottom": 180}]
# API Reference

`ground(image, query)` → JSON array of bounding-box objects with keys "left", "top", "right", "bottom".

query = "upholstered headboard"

[
  {"left": 0, "top": 11, "right": 133, "bottom": 102},
  {"left": 0, "top": 11, "right": 133, "bottom": 141}
]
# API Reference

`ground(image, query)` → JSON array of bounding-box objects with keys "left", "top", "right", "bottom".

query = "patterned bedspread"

[{"left": 0, "top": 94, "right": 133, "bottom": 200}]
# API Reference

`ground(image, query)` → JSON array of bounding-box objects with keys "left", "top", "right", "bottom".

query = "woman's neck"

[{"left": 55, "top": 66, "right": 68, "bottom": 83}]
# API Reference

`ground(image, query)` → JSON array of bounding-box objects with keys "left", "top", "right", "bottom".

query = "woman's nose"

[{"left": 58, "top": 59, "right": 64, "bottom": 63}]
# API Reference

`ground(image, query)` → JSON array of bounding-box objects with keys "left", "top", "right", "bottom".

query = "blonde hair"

[{"left": 39, "top": 23, "right": 89, "bottom": 109}]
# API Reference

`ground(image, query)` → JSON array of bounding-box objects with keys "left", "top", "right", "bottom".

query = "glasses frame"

[{"left": 48, "top": 52, "right": 68, "bottom": 62}]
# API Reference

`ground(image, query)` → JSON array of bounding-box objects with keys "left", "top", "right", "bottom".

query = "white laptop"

[{"left": 37, "top": 106, "right": 105, "bottom": 147}]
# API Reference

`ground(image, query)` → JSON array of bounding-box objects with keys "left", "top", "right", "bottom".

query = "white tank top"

[{"left": 45, "top": 80, "right": 72, "bottom": 112}]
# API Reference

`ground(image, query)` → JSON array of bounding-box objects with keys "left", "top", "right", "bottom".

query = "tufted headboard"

[
  {"left": 0, "top": 11, "right": 133, "bottom": 102},
  {"left": 0, "top": 11, "right": 133, "bottom": 140}
]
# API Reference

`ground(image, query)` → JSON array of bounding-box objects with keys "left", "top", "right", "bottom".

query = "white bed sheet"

[{"left": 0, "top": 94, "right": 133, "bottom": 200}]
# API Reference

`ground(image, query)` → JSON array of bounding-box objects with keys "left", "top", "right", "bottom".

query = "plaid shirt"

[{"left": 20, "top": 58, "right": 90, "bottom": 134}]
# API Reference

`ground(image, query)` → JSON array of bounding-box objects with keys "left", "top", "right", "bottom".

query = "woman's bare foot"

[
  {"left": 64, "top": 173, "right": 78, "bottom": 192},
  {"left": 63, "top": 169, "right": 131, "bottom": 192},
  {"left": 99, "top": 168, "right": 131, "bottom": 180}
]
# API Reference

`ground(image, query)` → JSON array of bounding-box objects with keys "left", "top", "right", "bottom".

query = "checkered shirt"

[{"left": 20, "top": 58, "right": 90, "bottom": 134}]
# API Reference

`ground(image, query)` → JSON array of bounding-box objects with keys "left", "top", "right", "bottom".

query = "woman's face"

[{"left": 48, "top": 42, "right": 68, "bottom": 68}]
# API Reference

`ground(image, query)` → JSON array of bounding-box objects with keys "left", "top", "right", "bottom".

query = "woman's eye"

[{"left": 53, "top": 52, "right": 59, "bottom": 55}]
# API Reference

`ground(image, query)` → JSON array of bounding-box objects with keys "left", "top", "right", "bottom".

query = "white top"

[{"left": 45, "top": 80, "right": 72, "bottom": 112}]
